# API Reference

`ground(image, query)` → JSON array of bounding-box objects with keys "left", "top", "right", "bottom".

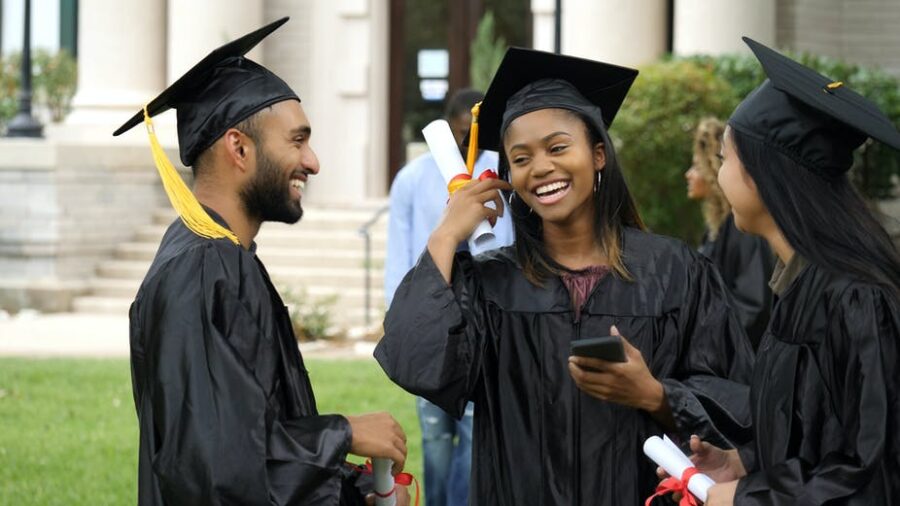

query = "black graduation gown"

[
  {"left": 129, "top": 215, "right": 368, "bottom": 505},
  {"left": 698, "top": 214, "right": 774, "bottom": 349},
  {"left": 735, "top": 264, "right": 900, "bottom": 505},
  {"left": 375, "top": 228, "right": 754, "bottom": 506}
]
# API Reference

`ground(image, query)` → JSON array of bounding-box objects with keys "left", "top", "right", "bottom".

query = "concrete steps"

[{"left": 71, "top": 203, "right": 390, "bottom": 330}]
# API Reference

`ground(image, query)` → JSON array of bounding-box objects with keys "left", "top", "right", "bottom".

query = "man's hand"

[{"left": 346, "top": 412, "right": 407, "bottom": 474}]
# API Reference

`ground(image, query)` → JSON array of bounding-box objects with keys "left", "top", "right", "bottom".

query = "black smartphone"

[{"left": 570, "top": 335, "right": 627, "bottom": 362}]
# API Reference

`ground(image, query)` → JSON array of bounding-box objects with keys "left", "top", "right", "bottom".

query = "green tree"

[{"left": 469, "top": 10, "right": 506, "bottom": 92}]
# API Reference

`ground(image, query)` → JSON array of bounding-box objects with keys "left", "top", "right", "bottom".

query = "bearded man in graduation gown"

[{"left": 114, "top": 18, "right": 409, "bottom": 505}]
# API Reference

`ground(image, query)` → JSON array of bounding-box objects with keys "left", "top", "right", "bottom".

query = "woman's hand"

[
  {"left": 568, "top": 326, "right": 665, "bottom": 413},
  {"left": 705, "top": 480, "right": 738, "bottom": 506},
  {"left": 433, "top": 178, "right": 510, "bottom": 245},
  {"left": 656, "top": 436, "right": 747, "bottom": 503},
  {"left": 683, "top": 435, "right": 747, "bottom": 482},
  {"left": 428, "top": 178, "right": 511, "bottom": 283}
]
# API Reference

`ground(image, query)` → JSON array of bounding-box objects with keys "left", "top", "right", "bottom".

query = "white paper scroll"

[
  {"left": 421, "top": 119, "right": 496, "bottom": 251},
  {"left": 643, "top": 435, "right": 715, "bottom": 503},
  {"left": 372, "top": 458, "right": 396, "bottom": 506}
]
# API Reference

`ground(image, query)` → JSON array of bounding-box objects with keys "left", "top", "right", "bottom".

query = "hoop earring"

[
  {"left": 594, "top": 170, "right": 602, "bottom": 192},
  {"left": 508, "top": 191, "right": 533, "bottom": 216}
]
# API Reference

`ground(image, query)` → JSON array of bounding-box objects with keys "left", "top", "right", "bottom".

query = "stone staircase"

[{"left": 72, "top": 203, "right": 390, "bottom": 331}]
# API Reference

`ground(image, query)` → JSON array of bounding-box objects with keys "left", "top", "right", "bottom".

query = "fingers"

[
  {"left": 690, "top": 434, "right": 708, "bottom": 456},
  {"left": 568, "top": 355, "right": 616, "bottom": 372}
]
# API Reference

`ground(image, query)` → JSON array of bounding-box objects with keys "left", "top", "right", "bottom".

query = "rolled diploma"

[
  {"left": 643, "top": 436, "right": 714, "bottom": 502},
  {"left": 372, "top": 458, "right": 396, "bottom": 506},
  {"left": 421, "top": 119, "right": 496, "bottom": 251}
]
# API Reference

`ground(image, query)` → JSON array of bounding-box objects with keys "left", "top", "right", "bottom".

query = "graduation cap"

[
  {"left": 112, "top": 17, "right": 298, "bottom": 245},
  {"left": 729, "top": 37, "right": 900, "bottom": 178},
  {"left": 462, "top": 47, "right": 638, "bottom": 173}
]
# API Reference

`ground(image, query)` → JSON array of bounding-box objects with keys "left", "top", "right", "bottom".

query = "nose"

[
  {"left": 302, "top": 145, "right": 320, "bottom": 175},
  {"left": 531, "top": 153, "right": 554, "bottom": 178}
]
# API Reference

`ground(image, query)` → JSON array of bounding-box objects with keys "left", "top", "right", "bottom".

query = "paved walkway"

[{"left": 0, "top": 312, "right": 377, "bottom": 359}]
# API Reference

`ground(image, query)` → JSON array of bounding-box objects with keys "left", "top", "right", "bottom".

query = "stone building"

[{"left": 1, "top": 0, "right": 898, "bottom": 316}]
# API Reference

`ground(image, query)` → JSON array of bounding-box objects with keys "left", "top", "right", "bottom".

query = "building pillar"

[
  {"left": 562, "top": 0, "right": 667, "bottom": 67},
  {"left": 65, "top": 0, "right": 166, "bottom": 127},
  {"left": 166, "top": 0, "right": 264, "bottom": 83},
  {"left": 531, "top": 0, "right": 557, "bottom": 53},
  {"left": 674, "top": 0, "right": 776, "bottom": 56}
]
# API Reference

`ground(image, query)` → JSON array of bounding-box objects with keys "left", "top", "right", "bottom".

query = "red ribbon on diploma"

[
  {"left": 357, "top": 460, "right": 420, "bottom": 506},
  {"left": 644, "top": 466, "right": 701, "bottom": 506},
  {"left": 447, "top": 168, "right": 499, "bottom": 195}
]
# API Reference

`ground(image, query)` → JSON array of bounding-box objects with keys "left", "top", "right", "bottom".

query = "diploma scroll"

[
  {"left": 643, "top": 435, "right": 714, "bottom": 503},
  {"left": 421, "top": 119, "right": 496, "bottom": 251},
  {"left": 372, "top": 457, "right": 396, "bottom": 506}
]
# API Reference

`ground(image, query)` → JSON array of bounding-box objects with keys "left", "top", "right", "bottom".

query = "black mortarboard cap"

[
  {"left": 468, "top": 47, "right": 638, "bottom": 152},
  {"left": 729, "top": 37, "right": 900, "bottom": 178},
  {"left": 113, "top": 16, "right": 298, "bottom": 167}
]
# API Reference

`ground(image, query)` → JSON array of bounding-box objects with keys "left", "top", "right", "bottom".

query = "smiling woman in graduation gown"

[
  {"left": 692, "top": 38, "right": 900, "bottom": 505},
  {"left": 376, "top": 48, "right": 754, "bottom": 506}
]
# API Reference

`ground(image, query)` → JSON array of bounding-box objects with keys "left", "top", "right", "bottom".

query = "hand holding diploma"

[
  {"left": 643, "top": 435, "right": 715, "bottom": 504},
  {"left": 647, "top": 435, "right": 747, "bottom": 506},
  {"left": 422, "top": 119, "right": 504, "bottom": 251}
]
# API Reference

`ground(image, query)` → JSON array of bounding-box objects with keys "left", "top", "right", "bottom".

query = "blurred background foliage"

[
  {"left": 0, "top": 49, "right": 77, "bottom": 130},
  {"left": 611, "top": 51, "right": 900, "bottom": 244}
]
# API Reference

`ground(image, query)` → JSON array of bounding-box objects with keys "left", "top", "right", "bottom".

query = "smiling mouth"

[
  {"left": 532, "top": 180, "right": 571, "bottom": 204},
  {"left": 290, "top": 178, "right": 306, "bottom": 196}
]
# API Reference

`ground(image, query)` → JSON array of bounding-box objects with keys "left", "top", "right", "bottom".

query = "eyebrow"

[
  {"left": 508, "top": 131, "right": 572, "bottom": 152},
  {"left": 290, "top": 125, "right": 312, "bottom": 138}
]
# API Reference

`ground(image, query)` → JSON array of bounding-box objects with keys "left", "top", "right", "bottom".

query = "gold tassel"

[
  {"left": 465, "top": 101, "right": 482, "bottom": 176},
  {"left": 143, "top": 106, "right": 240, "bottom": 245}
]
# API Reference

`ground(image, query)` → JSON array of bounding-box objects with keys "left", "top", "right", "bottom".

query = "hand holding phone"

[{"left": 570, "top": 335, "right": 627, "bottom": 363}]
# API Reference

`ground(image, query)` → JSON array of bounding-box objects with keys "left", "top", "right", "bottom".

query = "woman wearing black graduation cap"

[
  {"left": 375, "top": 48, "right": 754, "bottom": 505},
  {"left": 681, "top": 38, "right": 900, "bottom": 505}
]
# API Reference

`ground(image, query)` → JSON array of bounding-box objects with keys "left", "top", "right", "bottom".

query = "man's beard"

[{"left": 240, "top": 147, "right": 304, "bottom": 224}]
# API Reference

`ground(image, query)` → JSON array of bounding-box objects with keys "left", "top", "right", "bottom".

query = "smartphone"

[{"left": 570, "top": 335, "right": 627, "bottom": 362}]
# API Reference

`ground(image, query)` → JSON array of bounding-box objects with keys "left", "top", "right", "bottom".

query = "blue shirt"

[{"left": 384, "top": 150, "right": 514, "bottom": 307}]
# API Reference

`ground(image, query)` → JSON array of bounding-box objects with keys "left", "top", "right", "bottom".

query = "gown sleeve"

[
  {"left": 660, "top": 255, "right": 755, "bottom": 449},
  {"left": 142, "top": 246, "right": 353, "bottom": 505},
  {"left": 734, "top": 285, "right": 899, "bottom": 505},
  {"left": 374, "top": 249, "right": 487, "bottom": 419}
]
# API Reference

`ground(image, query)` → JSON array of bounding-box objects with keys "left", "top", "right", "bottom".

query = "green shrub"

[
  {"left": 614, "top": 60, "right": 737, "bottom": 243},
  {"left": 684, "top": 52, "right": 900, "bottom": 199},
  {"left": 280, "top": 286, "right": 340, "bottom": 341},
  {"left": 0, "top": 49, "right": 78, "bottom": 127}
]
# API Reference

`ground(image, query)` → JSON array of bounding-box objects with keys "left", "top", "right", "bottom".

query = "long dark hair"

[
  {"left": 499, "top": 110, "right": 645, "bottom": 285},
  {"left": 731, "top": 128, "right": 900, "bottom": 298}
]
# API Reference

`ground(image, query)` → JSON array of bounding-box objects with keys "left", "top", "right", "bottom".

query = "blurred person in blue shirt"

[{"left": 383, "top": 88, "right": 514, "bottom": 506}]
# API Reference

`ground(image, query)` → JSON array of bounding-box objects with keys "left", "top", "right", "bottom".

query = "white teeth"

[
  {"left": 535, "top": 181, "right": 569, "bottom": 196},
  {"left": 291, "top": 179, "right": 305, "bottom": 191}
]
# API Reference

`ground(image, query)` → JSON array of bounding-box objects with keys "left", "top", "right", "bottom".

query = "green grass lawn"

[{"left": 0, "top": 358, "right": 422, "bottom": 505}]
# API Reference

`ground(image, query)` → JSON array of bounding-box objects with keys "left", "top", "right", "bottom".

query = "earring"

[
  {"left": 508, "top": 191, "right": 533, "bottom": 216},
  {"left": 594, "top": 170, "right": 602, "bottom": 192}
]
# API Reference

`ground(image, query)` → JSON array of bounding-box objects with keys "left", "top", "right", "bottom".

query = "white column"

[
  {"left": 562, "top": 0, "right": 667, "bottom": 67},
  {"left": 674, "top": 0, "right": 776, "bottom": 56},
  {"left": 65, "top": 0, "right": 166, "bottom": 127},
  {"left": 166, "top": 0, "right": 265, "bottom": 83},
  {"left": 531, "top": 0, "right": 557, "bottom": 53}
]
